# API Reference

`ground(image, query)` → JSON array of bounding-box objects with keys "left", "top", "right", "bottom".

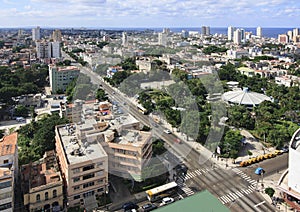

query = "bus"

[
  {"left": 137, "top": 104, "right": 148, "bottom": 114},
  {"left": 146, "top": 182, "right": 178, "bottom": 202}
]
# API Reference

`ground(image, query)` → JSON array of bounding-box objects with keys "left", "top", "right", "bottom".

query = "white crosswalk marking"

[{"left": 236, "top": 191, "right": 244, "bottom": 197}]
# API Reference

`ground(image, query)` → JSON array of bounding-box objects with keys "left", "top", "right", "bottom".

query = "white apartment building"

[
  {"left": 158, "top": 33, "right": 168, "bottom": 46},
  {"left": 32, "top": 26, "right": 41, "bottom": 41},
  {"left": 256, "top": 27, "right": 262, "bottom": 38},
  {"left": 49, "top": 65, "right": 80, "bottom": 94},
  {"left": 233, "top": 29, "right": 242, "bottom": 44},
  {"left": 0, "top": 133, "right": 18, "bottom": 212},
  {"left": 227, "top": 26, "right": 235, "bottom": 41}
]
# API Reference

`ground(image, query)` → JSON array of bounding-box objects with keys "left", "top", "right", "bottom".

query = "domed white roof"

[{"left": 222, "top": 87, "right": 271, "bottom": 106}]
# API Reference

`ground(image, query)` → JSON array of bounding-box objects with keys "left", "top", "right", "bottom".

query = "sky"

[{"left": 1, "top": 0, "right": 300, "bottom": 28}]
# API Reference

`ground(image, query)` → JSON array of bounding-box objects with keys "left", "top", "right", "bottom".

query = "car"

[
  {"left": 112, "top": 91, "right": 115, "bottom": 94},
  {"left": 281, "top": 146, "right": 289, "bottom": 153},
  {"left": 163, "top": 129, "right": 171, "bottom": 134},
  {"left": 160, "top": 197, "right": 174, "bottom": 206},
  {"left": 122, "top": 202, "right": 138, "bottom": 211},
  {"left": 142, "top": 203, "right": 157, "bottom": 211}
]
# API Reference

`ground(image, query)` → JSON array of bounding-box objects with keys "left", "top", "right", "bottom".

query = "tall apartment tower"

[
  {"left": 256, "top": 26, "right": 262, "bottom": 38},
  {"left": 158, "top": 32, "right": 168, "bottom": 46},
  {"left": 122, "top": 32, "right": 128, "bottom": 47},
  {"left": 32, "top": 26, "right": 41, "bottom": 41},
  {"left": 36, "top": 41, "right": 61, "bottom": 59},
  {"left": 233, "top": 29, "right": 242, "bottom": 44},
  {"left": 201, "top": 26, "right": 210, "bottom": 36},
  {"left": 52, "top": 29, "right": 62, "bottom": 42},
  {"left": 227, "top": 26, "right": 235, "bottom": 41}
]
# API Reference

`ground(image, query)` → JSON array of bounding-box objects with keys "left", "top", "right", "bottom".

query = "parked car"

[
  {"left": 142, "top": 203, "right": 157, "bottom": 212},
  {"left": 281, "top": 146, "right": 289, "bottom": 153},
  {"left": 122, "top": 202, "right": 138, "bottom": 211},
  {"left": 160, "top": 197, "right": 174, "bottom": 206}
]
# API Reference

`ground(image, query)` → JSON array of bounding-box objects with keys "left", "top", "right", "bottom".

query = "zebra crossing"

[
  {"left": 218, "top": 185, "right": 256, "bottom": 204},
  {"left": 177, "top": 180, "right": 195, "bottom": 196},
  {"left": 179, "top": 167, "right": 216, "bottom": 181},
  {"left": 232, "top": 168, "right": 257, "bottom": 186}
]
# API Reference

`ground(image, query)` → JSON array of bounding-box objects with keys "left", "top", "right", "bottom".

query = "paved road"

[{"left": 77, "top": 63, "right": 277, "bottom": 212}]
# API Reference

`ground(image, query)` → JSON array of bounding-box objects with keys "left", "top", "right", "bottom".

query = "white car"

[
  {"left": 163, "top": 129, "right": 171, "bottom": 134},
  {"left": 160, "top": 197, "right": 174, "bottom": 206}
]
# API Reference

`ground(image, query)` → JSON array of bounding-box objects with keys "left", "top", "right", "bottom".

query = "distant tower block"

[
  {"left": 122, "top": 32, "right": 128, "bottom": 47},
  {"left": 257, "top": 26, "right": 262, "bottom": 38}
]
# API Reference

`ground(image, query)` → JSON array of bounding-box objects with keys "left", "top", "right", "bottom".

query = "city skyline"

[{"left": 1, "top": 0, "right": 300, "bottom": 28}]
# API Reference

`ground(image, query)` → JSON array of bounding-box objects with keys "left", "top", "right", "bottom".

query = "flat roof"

[
  {"left": 155, "top": 190, "right": 230, "bottom": 212},
  {"left": 57, "top": 123, "right": 107, "bottom": 164},
  {"left": 114, "top": 130, "right": 150, "bottom": 147}
]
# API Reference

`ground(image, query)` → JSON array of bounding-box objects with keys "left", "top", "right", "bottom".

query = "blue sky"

[{"left": 1, "top": 0, "right": 300, "bottom": 28}]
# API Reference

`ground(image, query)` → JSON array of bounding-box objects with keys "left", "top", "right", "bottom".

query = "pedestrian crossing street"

[
  {"left": 232, "top": 168, "right": 257, "bottom": 186},
  {"left": 177, "top": 181, "right": 195, "bottom": 196},
  {"left": 218, "top": 185, "right": 257, "bottom": 204}
]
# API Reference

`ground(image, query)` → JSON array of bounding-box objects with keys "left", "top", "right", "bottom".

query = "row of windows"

[
  {"left": 73, "top": 179, "right": 104, "bottom": 191},
  {"left": 36, "top": 190, "right": 57, "bottom": 202},
  {"left": 0, "top": 191, "right": 12, "bottom": 200},
  {"left": 113, "top": 156, "right": 138, "bottom": 164},
  {"left": 73, "top": 188, "right": 104, "bottom": 200},
  {"left": 0, "top": 202, "right": 12, "bottom": 210},
  {"left": 72, "top": 162, "right": 104, "bottom": 174},
  {"left": 0, "top": 180, "right": 11, "bottom": 189},
  {"left": 112, "top": 148, "right": 137, "bottom": 156}
]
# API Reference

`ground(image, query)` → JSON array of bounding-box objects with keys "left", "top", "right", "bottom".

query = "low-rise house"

[{"left": 21, "top": 150, "right": 64, "bottom": 212}]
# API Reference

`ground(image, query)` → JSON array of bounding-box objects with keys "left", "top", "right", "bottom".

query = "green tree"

[
  {"left": 14, "top": 105, "right": 28, "bottom": 117},
  {"left": 265, "top": 187, "right": 275, "bottom": 198}
]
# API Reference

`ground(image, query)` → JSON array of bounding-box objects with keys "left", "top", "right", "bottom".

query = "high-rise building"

[
  {"left": 256, "top": 26, "right": 262, "bottom": 38},
  {"left": 36, "top": 41, "right": 61, "bottom": 59},
  {"left": 122, "top": 32, "right": 128, "bottom": 47},
  {"left": 181, "top": 30, "right": 189, "bottom": 38},
  {"left": 233, "top": 29, "right": 242, "bottom": 44},
  {"left": 49, "top": 65, "right": 80, "bottom": 94},
  {"left": 162, "top": 28, "right": 170, "bottom": 34},
  {"left": 278, "top": 34, "right": 289, "bottom": 44},
  {"left": 201, "top": 26, "right": 210, "bottom": 36},
  {"left": 52, "top": 29, "right": 62, "bottom": 42},
  {"left": 0, "top": 133, "right": 18, "bottom": 212},
  {"left": 32, "top": 26, "right": 41, "bottom": 41},
  {"left": 293, "top": 28, "right": 299, "bottom": 37},
  {"left": 158, "top": 32, "right": 168, "bottom": 46},
  {"left": 36, "top": 41, "right": 50, "bottom": 59},
  {"left": 227, "top": 26, "right": 235, "bottom": 41},
  {"left": 287, "top": 30, "right": 293, "bottom": 41},
  {"left": 240, "top": 28, "right": 245, "bottom": 41}
]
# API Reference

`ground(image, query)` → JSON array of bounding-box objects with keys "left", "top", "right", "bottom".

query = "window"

[
  {"left": 3, "top": 159, "right": 9, "bottom": 164},
  {"left": 0, "top": 202, "right": 12, "bottom": 210},
  {"left": 45, "top": 192, "right": 48, "bottom": 200},
  {"left": 97, "top": 188, "right": 104, "bottom": 192},
  {"left": 97, "top": 179, "right": 104, "bottom": 184},
  {"left": 83, "top": 173, "right": 95, "bottom": 180},
  {"left": 36, "top": 194, "right": 40, "bottom": 202},
  {"left": 83, "top": 182, "right": 94, "bottom": 188},
  {"left": 74, "top": 186, "right": 80, "bottom": 191},
  {"left": 0, "top": 181, "right": 11, "bottom": 189},
  {"left": 74, "top": 195, "right": 80, "bottom": 200},
  {"left": 83, "top": 164, "right": 94, "bottom": 172},
  {"left": 97, "top": 162, "right": 103, "bottom": 167},
  {"left": 72, "top": 168, "right": 80, "bottom": 174},
  {"left": 73, "top": 177, "right": 80, "bottom": 182},
  {"left": 53, "top": 190, "right": 57, "bottom": 198}
]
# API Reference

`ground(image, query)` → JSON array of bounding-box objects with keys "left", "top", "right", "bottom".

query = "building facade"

[
  {"left": 49, "top": 65, "right": 80, "bottom": 94},
  {"left": 0, "top": 133, "right": 18, "bottom": 212},
  {"left": 21, "top": 151, "right": 64, "bottom": 212},
  {"left": 55, "top": 122, "right": 108, "bottom": 209},
  {"left": 256, "top": 27, "right": 262, "bottom": 38},
  {"left": 32, "top": 27, "right": 41, "bottom": 41}
]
